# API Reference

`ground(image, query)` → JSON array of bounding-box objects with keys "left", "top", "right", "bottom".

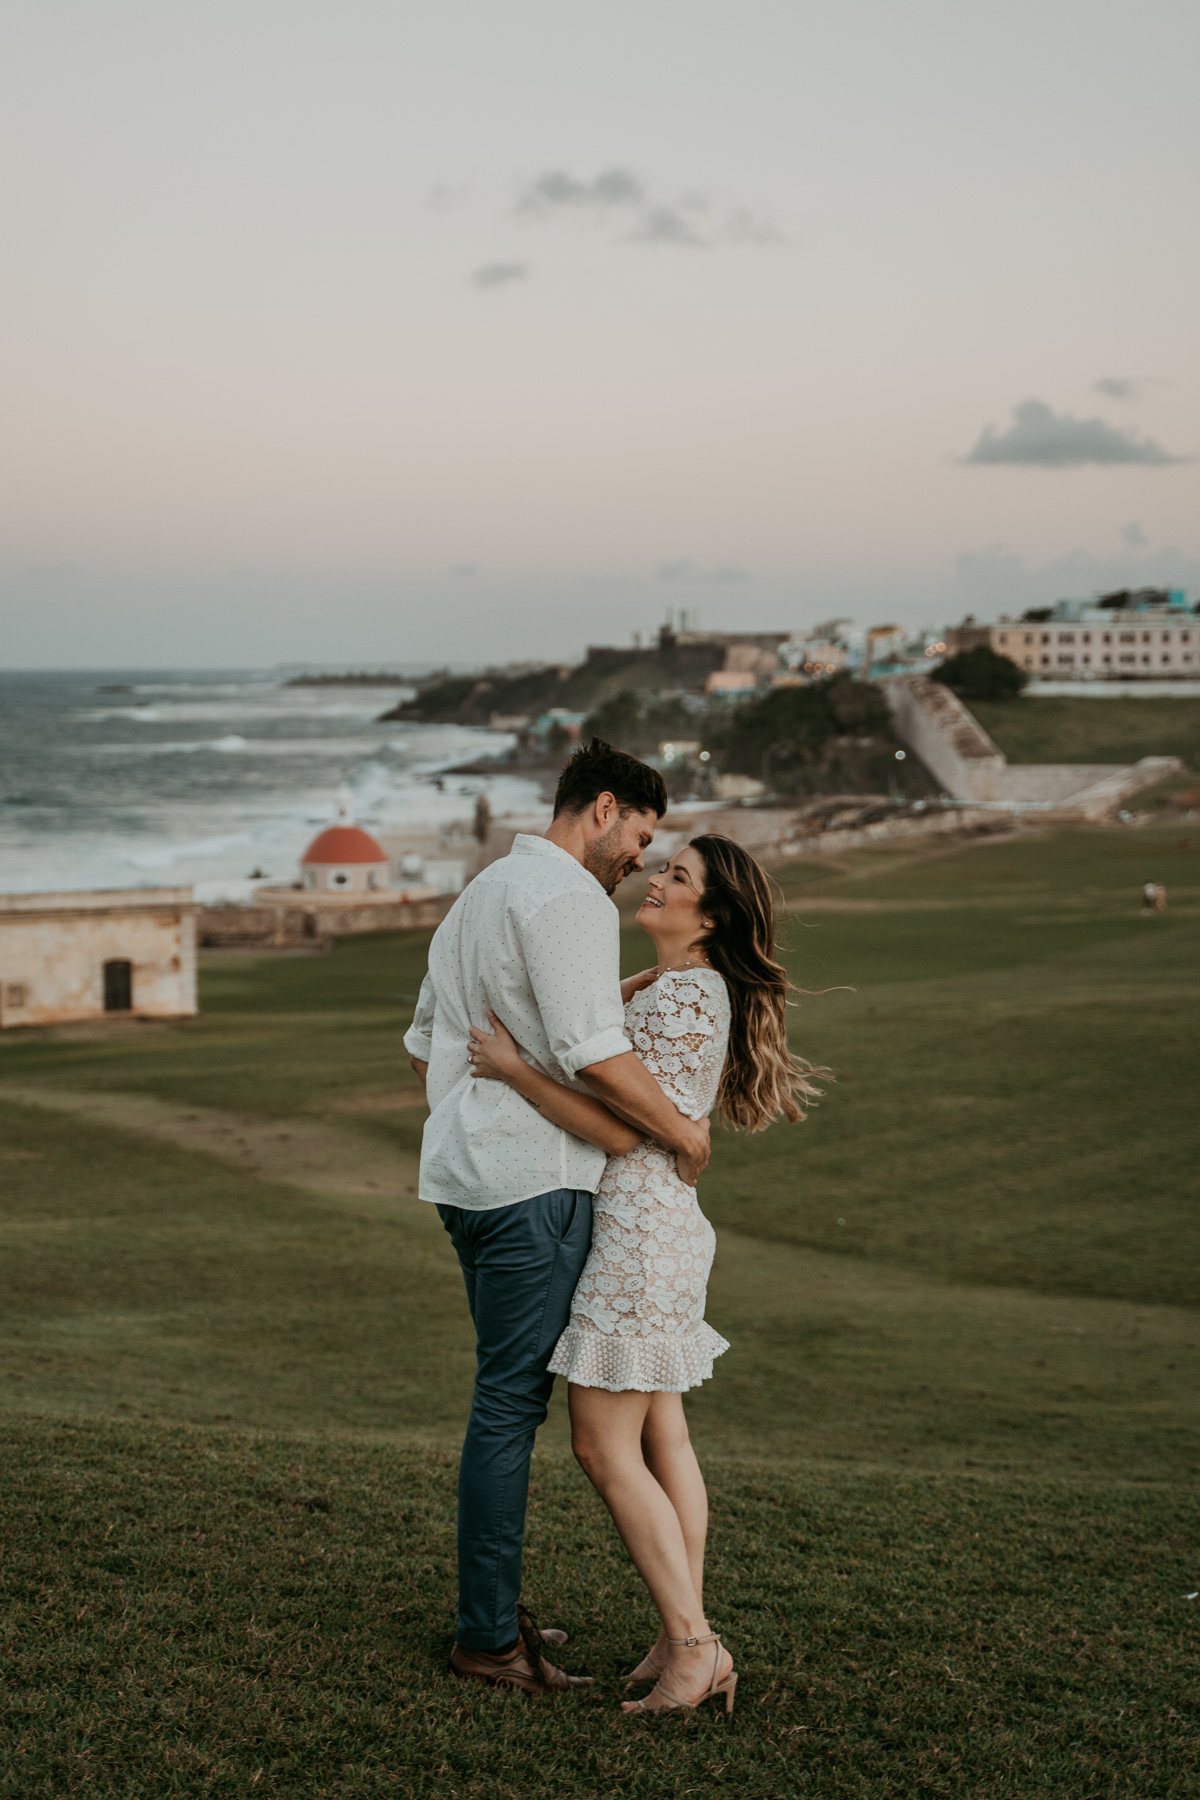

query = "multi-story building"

[{"left": 948, "top": 595, "right": 1197, "bottom": 679}]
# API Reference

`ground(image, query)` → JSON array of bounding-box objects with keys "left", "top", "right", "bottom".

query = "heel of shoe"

[{"left": 718, "top": 1672, "right": 737, "bottom": 1714}]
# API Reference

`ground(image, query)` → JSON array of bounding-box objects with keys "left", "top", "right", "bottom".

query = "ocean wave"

[
  {"left": 80, "top": 695, "right": 412, "bottom": 724},
  {"left": 0, "top": 672, "right": 547, "bottom": 895},
  {"left": 81, "top": 736, "right": 379, "bottom": 757}
]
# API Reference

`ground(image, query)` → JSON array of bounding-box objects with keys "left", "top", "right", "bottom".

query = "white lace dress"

[{"left": 548, "top": 967, "right": 732, "bottom": 1394}]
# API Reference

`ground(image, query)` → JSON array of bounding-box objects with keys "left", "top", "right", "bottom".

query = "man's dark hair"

[{"left": 552, "top": 736, "right": 668, "bottom": 820}]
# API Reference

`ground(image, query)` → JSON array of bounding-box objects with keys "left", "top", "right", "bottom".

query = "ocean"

[{"left": 0, "top": 670, "right": 546, "bottom": 900}]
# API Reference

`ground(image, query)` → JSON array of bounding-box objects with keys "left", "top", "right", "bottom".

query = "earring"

[{"left": 702, "top": 920, "right": 714, "bottom": 929}]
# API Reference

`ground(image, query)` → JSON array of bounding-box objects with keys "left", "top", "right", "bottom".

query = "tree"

[
  {"left": 582, "top": 690, "right": 695, "bottom": 757},
  {"left": 706, "top": 674, "right": 898, "bottom": 795},
  {"left": 583, "top": 691, "right": 644, "bottom": 751},
  {"left": 931, "top": 645, "right": 1028, "bottom": 701}
]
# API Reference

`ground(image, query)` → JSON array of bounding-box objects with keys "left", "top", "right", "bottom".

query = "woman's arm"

[{"left": 468, "top": 1012, "right": 642, "bottom": 1157}]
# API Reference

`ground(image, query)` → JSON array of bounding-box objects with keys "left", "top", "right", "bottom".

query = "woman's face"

[{"left": 636, "top": 845, "right": 709, "bottom": 948}]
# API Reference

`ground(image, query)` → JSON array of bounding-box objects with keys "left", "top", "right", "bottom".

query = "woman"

[{"left": 466, "top": 834, "right": 822, "bottom": 1715}]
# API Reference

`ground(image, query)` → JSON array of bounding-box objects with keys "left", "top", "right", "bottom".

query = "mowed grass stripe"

[
  {"left": 1, "top": 1097, "right": 1196, "bottom": 1482},
  {"left": 2, "top": 1422, "right": 1197, "bottom": 1798}
]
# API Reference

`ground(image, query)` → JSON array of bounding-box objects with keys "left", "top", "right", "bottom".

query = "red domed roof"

[{"left": 301, "top": 825, "right": 389, "bottom": 865}]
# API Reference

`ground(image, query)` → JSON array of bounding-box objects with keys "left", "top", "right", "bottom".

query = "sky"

[{"left": 3, "top": 0, "right": 1198, "bottom": 668}]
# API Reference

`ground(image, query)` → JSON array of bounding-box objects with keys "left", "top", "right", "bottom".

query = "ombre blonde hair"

[{"left": 689, "top": 835, "right": 827, "bottom": 1132}]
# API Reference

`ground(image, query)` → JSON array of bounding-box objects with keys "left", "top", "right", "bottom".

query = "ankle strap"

[{"left": 666, "top": 1631, "right": 720, "bottom": 1648}]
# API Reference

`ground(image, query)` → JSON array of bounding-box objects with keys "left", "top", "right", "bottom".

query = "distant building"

[
  {"left": 0, "top": 888, "right": 197, "bottom": 1029},
  {"left": 949, "top": 606, "right": 1198, "bottom": 679},
  {"left": 200, "top": 790, "right": 465, "bottom": 950},
  {"left": 529, "top": 708, "right": 588, "bottom": 747},
  {"left": 705, "top": 669, "right": 760, "bottom": 695},
  {"left": 865, "top": 624, "right": 909, "bottom": 670},
  {"left": 674, "top": 630, "right": 790, "bottom": 681},
  {"left": 300, "top": 822, "right": 392, "bottom": 893},
  {"left": 795, "top": 640, "right": 849, "bottom": 676}
]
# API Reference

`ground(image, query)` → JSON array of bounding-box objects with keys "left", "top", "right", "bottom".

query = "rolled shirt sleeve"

[
  {"left": 522, "top": 891, "right": 632, "bottom": 1078},
  {"left": 402, "top": 973, "right": 436, "bottom": 1062}
]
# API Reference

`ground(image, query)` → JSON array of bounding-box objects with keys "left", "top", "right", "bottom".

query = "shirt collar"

[{"left": 512, "top": 832, "right": 597, "bottom": 884}]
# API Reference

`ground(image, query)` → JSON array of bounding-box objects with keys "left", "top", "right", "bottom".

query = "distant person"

[
  {"left": 467, "top": 832, "right": 824, "bottom": 1716},
  {"left": 1142, "top": 881, "right": 1167, "bottom": 914},
  {"left": 404, "top": 739, "right": 708, "bottom": 1695}
]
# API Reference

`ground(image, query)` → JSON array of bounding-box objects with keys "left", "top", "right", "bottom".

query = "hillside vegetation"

[{"left": 387, "top": 638, "right": 724, "bottom": 726}]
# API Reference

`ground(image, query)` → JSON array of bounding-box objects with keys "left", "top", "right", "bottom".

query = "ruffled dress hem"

[{"left": 547, "top": 1321, "right": 730, "bottom": 1394}]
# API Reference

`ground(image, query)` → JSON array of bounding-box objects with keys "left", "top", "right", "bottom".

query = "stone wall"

[
  {"left": 197, "top": 892, "right": 456, "bottom": 949},
  {"left": 885, "top": 675, "right": 1184, "bottom": 814},
  {"left": 652, "top": 803, "right": 1013, "bottom": 865},
  {"left": 885, "top": 675, "right": 1007, "bottom": 800}
]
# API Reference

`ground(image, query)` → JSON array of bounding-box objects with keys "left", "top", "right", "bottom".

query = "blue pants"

[{"left": 437, "top": 1189, "right": 593, "bottom": 1652}]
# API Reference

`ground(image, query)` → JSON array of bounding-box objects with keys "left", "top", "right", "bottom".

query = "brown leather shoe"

[{"left": 450, "top": 1614, "right": 592, "bottom": 1695}]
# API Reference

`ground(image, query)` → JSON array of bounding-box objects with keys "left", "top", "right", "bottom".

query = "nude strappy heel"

[
  {"left": 623, "top": 1632, "right": 737, "bottom": 1716},
  {"left": 623, "top": 1644, "right": 667, "bottom": 1689}
]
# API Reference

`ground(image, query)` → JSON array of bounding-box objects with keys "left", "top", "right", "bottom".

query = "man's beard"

[{"left": 582, "top": 821, "right": 636, "bottom": 896}]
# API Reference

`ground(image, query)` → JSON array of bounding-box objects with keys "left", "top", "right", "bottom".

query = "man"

[{"left": 404, "top": 738, "right": 711, "bottom": 1694}]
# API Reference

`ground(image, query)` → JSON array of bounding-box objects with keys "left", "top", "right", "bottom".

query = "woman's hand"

[
  {"left": 467, "top": 1010, "right": 528, "bottom": 1085},
  {"left": 620, "top": 966, "right": 659, "bottom": 1005}
]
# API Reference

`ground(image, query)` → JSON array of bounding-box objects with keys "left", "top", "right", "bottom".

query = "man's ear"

[{"left": 593, "top": 790, "right": 618, "bottom": 828}]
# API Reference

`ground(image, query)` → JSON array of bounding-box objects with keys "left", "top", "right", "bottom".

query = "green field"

[
  {"left": 972, "top": 694, "right": 1200, "bottom": 772},
  {"left": 1, "top": 825, "right": 1198, "bottom": 1796}
]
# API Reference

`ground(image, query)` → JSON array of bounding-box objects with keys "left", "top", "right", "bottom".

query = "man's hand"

[
  {"left": 619, "top": 966, "right": 659, "bottom": 1006},
  {"left": 674, "top": 1115, "right": 710, "bottom": 1188}
]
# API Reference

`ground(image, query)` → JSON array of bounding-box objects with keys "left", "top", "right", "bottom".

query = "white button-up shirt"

[{"left": 403, "top": 833, "right": 633, "bottom": 1209}]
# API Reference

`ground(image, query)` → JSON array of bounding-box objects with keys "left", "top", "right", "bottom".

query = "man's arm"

[
  {"left": 519, "top": 891, "right": 709, "bottom": 1180},
  {"left": 581, "top": 1052, "right": 710, "bottom": 1186},
  {"left": 403, "top": 975, "right": 435, "bottom": 1096}
]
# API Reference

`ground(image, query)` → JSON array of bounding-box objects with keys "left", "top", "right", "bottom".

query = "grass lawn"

[
  {"left": 1, "top": 824, "right": 1197, "bottom": 1796},
  {"left": 972, "top": 694, "right": 1200, "bottom": 772}
]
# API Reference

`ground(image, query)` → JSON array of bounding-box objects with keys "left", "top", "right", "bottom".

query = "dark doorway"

[{"left": 103, "top": 959, "right": 133, "bottom": 1012}]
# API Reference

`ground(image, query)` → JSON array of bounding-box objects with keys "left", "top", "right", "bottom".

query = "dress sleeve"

[
  {"left": 631, "top": 971, "right": 723, "bottom": 1117},
  {"left": 402, "top": 973, "right": 436, "bottom": 1062}
]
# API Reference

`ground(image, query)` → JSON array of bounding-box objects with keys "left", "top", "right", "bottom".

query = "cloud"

[
  {"left": 656, "top": 559, "right": 752, "bottom": 582},
  {"left": 1121, "top": 521, "right": 1148, "bottom": 548},
  {"left": 514, "top": 167, "right": 779, "bottom": 249},
  {"left": 1093, "top": 376, "right": 1141, "bottom": 401},
  {"left": 516, "top": 168, "right": 645, "bottom": 216},
  {"left": 469, "top": 261, "right": 530, "bottom": 289},
  {"left": 963, "top": 399, "right": 1187, "bottom": 467},
  {"left": 631, "top": 204, "right": 709, "bottom": 248}
]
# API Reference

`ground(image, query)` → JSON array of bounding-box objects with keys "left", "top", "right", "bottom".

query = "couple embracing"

[{"left": 404, "top": 738, "right": 819, "bottom": 1716}]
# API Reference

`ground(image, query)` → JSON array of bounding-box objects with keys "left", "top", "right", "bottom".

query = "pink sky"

[{"left": 3, "top": 0, "right": 1198, "bottom": 665}]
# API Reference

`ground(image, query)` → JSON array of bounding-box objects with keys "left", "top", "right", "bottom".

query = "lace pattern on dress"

[{"left": 547, "top": 968, "right": 732, "bottom": 1394}]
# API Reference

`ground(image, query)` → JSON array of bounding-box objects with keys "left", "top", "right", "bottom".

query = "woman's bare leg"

[
  {"left": 569, "top": 1384, "right": 730, "bottom": 1706},
  {"left": 643, "top": 1392, "right": 708, "bottom": 1602},
  {"left": 632, "top": 1392, "right": 709, "bottom": 1670}
]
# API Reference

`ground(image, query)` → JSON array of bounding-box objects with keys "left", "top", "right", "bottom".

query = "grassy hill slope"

[
  {"left": 972, "top": 694, "right": 1200, "bottom": 771},
  {"left": 1, "top": 824, "right": 1196, "bottom": 1796}
]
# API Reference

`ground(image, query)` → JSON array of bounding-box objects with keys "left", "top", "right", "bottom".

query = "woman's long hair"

[{"left": 689, "top": 834, "right": 826, "bottom": 1132}]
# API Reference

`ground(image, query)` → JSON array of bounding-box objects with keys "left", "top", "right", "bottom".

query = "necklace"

[{"left": 657, "top": 956, "right": 713, "bottom": 975}]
